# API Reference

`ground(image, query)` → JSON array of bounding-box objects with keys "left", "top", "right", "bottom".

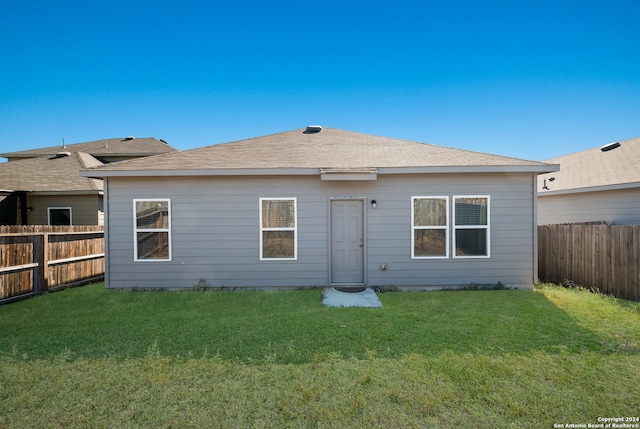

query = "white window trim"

[
  {"left": 133, "top": 198, "right": 172, "bottom": 262},
  {"left": 411, "top": 196, "right": 449, "bottom": 259},
  {"left": 48, "top": 207, "right": 72, "bottom": 225},
  {"left": 259, "top": 197, "right": 297, "bottom": 261},
  {"left": 452, "top": 195, "right": 490, "bottom": 259}
]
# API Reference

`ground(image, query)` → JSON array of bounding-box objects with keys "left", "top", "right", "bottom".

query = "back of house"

[{"left": 82, "top": 127, "right": 557, "bottom": 290}]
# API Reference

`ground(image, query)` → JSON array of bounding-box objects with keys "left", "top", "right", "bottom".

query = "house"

[
  {"left": 0, "top": 152, "right": 104, "bottom": 225},
  {"left": 1, "top": 137, "right": 176, "bottom": 163},
  {"left": 537, "top": 136, "right": 640, "bottom": 225},
  {"left": 81, "top": 127, "right": 558, "bottom": 290},
  {"left": 0, "top": 137, "right": 177, "bottom": 225}
]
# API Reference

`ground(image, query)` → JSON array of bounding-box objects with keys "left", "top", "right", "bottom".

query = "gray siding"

[
  {"left": 538, "top": 188, "right": 640, "bottom": 225},
  {"left": 105, "top": 173, "right": 537, "bottom": 290}
]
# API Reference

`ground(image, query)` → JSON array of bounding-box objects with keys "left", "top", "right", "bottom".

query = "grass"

[{"left": 1, "top": 283, "right": 639, "bottom": 428}]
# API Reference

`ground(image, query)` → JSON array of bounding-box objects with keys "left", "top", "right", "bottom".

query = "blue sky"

[{"left": 1, "top": 0, "right": 638, "bottom": 161}]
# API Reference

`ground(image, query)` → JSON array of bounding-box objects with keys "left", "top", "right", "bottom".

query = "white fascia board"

[
  {"left": 81, "top": 164, "right": 559, "bottom": 178},
  {"left": 538, "top": 181, "right": 640, "bottom": 197},
  {"left": 379, "top": 164, "right": 559, "bottom": 174},
  {"left": 81, "top": 168, "right": 320, "bottom": 178},
  {"left": 30, "top": 190, "right": 104, "bottom": 196}
]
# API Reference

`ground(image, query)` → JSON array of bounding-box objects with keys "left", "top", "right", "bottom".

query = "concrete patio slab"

[{"left": 321, "top": 287, "right": 383, "bottom": 308}]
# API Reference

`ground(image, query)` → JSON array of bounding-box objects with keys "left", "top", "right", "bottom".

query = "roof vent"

[
  {"left": 125, "top": 136, "right": 136, "bottom": 141},
  {"left": 600, "top": 141, "right": 620, "bottom": 152},
  {"left": 304, "top": 125, "right": 322, "bottom": 134},
  {"left": 55, "top": 151, "right": 72, "bottom": 158}
]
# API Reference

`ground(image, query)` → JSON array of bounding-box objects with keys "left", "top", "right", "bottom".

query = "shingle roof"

[
  {"left": 538, "top": 136, "right": 640, "bottom": 194},
  {"left": 83, "top": 127, "right": 554, "bottom": 176},
  {"left": 0, "top": 137, "right": 177, "bottom": 159},
  {"left": 0, "top": 152, "right": 103, "bottom": 192}
]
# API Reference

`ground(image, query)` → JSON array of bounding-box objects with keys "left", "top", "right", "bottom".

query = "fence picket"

[
  {"left": 0, "top": 226, "right": 104, "bottom": 303},
  {"left": 538, "top": 223, "right": 640, "bottom": 301}
]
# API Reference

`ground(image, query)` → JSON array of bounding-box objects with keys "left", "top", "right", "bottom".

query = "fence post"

[
  {"left": 43, "top": 233, "right": 49, "bottom": 292},
  {"left": 32, "top": 233, "right": 50, "bottom": 294},
  {"left": 33, "top": 234, "right": 42, "bottom": 294}
]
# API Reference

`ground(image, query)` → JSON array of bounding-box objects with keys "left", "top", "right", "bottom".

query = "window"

[
  {"left": 453, "top": 196, "right": 490, "bottom": 258},
  {"left": 134, "top": 199, "right": 171, "bottom": 261},
  {"left": 260, "top": 198, "right": 297, "bottom": 260},
  {"left": 411, "top": 197, "right": 448, "bottom": 258},
  {"left": 48, "top": 207, "right": 72, "bottom": 225}
]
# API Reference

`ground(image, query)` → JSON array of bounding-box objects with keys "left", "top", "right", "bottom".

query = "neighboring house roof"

[
  {"left": 82, "top": 127, "right": 557, "bottom": 177},
  {"left": 538, "top": 136, "right": 640, "bottom": 195},
  {"left": 0, "top": 137, "right": 177, "bottom": 160},
  {"left": 0, "top": 152, "right": 104, "bottom": 193}
]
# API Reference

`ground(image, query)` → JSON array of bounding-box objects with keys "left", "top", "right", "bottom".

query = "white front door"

[{"left": 330, "top": 200, "right": 364, "bottom": 284}]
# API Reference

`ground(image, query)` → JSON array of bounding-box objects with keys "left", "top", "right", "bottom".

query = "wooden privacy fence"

[
  {"left": 538, "top": 223, "right": 640, "bottom": 302},
  {"left": 0, "top": 226, "right": 104, "bottom": 303}
]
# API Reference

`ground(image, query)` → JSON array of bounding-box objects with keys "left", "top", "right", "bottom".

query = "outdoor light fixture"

[
  {"left": 371, "top": 200, "right": 377, "bottom": 208},
  {"left": 542, "top": 177, "right": 555, "bottom": 191}
]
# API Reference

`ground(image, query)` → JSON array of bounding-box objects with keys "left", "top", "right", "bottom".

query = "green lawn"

[{"left": 1, "top": 284, "right": 638, "bottom": 428}]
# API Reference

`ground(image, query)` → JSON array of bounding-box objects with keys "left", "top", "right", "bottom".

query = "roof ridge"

[
  {"left": 197, "top": 128, "right": 311, "bottom": 149},
  {"left": 0, "top": 137, "right": 174, "bottom": 158},
  {"left": 303, "top": 127, "right": 552, "bottom": 164},
  {"left": 74, "top": 152, "right": 104, "bottom": 169}
]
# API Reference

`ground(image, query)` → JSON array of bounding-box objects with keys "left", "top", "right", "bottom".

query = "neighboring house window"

[
  {"left": 260, "top": 198, "right": 297, "bottom": 260},
  {"left": 134, "top": 199, "right": 171, "bottom": 261},
  {"left": 411, "top": 197, "right": 448, "bottom": 258},
  {"left": 48, "top": 207, "right": 72, "bottom": 225},
  {"left": 453, "top": 196, "right": 490, "bottom": 258}
]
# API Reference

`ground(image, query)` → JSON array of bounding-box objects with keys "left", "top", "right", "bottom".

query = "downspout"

[
  {"left": 103, "top": 178, "right": 110, "bottom": 288},
  {"left": 19, "top": 192, "right": 28, "bottom": 225},
  {"left": 532, "top": 174, "right": 539, "bottom": 285}
]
